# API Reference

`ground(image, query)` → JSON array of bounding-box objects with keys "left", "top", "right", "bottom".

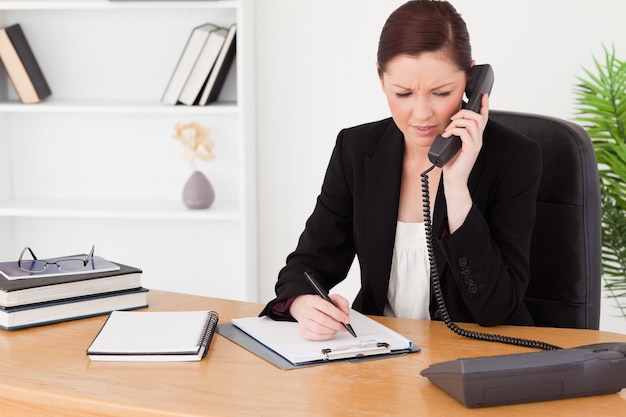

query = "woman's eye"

[
  {"left": 395, "top": 92, "right": 412, "bottom": 98},
  {"left": 434, "top": 91, "right": 452, "bottom": 98}
]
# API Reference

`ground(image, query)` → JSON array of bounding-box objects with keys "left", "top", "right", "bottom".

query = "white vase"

[{"left": 182, "top": 171, "right": 215, "bottom": 209}]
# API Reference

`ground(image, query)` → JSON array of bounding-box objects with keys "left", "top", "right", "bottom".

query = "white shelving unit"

[{"left": 0, "top": 0, "right": 257, "bottom": 301}]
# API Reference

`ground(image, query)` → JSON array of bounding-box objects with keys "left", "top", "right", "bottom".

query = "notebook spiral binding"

[{"left": 198, "top": 311, "right": 220, "bottom": 358}]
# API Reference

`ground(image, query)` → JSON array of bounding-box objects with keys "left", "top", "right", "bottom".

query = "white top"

[{"left": 383, "top": 221, "right": 431, "bottom": 320}]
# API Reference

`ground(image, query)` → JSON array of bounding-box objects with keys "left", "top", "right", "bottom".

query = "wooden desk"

[{"left": 0, "top": 290, "right": 624, "bottom": 416}]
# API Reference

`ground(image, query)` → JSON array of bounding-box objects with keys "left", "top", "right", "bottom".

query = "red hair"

[{"left": 377, "top": 0, "right": 472, "bottom": 77}]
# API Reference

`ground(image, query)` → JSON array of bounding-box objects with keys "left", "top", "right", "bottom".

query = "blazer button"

[
  {"left": 464, "top": 275, "right": 474, "bottom": 285},
  {"left": 458, "top": 257, "right": 468, "bottom": 267},
  {"left": 468, "top": 284, "right": 478, "bottom": 293},
  {"left": 461, "top": 265, "right": 471, "bottom": 275}
]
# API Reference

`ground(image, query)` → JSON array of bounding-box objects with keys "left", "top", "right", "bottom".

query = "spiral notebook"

[{"left": 87, "top": 310, "right": 219, "bottom": 362}]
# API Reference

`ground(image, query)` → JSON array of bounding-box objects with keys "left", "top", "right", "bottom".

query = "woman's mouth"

[{"left": 412, "top": 125, "right": 437, "bottom": 137}]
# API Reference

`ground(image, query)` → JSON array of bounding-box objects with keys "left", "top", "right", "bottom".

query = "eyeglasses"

[{"left": 18, "top": 245, "right": 95, "bottom": 273}]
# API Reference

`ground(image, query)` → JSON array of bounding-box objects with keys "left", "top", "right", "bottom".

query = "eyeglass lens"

[{"left": 19, "top": 258, "right": 89, "bottom": 273}]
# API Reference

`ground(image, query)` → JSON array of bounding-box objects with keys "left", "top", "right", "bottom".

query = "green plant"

[{"left": 574, "top": 45, "right": 626, "bottom": 318}]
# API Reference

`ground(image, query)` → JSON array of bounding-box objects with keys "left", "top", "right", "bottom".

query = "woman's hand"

[
  {"left": 289, "top": 293, "right": 352, "bottom": 340},
  {"left": 440, "top": 93, "right": 489, "bottom": 180},
  {"left": 439, "top": 93, "right": 489, "bottom": 232}
]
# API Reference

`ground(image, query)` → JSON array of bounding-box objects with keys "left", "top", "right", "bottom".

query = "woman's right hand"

[{"left": 289, "top": 293, "right": 352, "bottom": 340}]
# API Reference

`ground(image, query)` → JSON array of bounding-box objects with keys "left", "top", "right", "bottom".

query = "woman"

[{"left": 261, "top": 0, "right": 542, "bottom": 340}]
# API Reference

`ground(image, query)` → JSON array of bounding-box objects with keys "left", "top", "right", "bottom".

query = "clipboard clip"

[{"left": 321, "top": 341, "right": 391, "bottom": 360}]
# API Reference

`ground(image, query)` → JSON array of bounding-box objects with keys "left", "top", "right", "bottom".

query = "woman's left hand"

[
  {"left": 439, "top": 93, "right": 489, "bottom": 233},
  {"left": 439, "top": 93, "right": 489, "bottom": 183}
]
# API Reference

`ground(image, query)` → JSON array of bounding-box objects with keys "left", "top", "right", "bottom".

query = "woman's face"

[{"left": 380, "top": 52, "right": 466, "bottom": 149}]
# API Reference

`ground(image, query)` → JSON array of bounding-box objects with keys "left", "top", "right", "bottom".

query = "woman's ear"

[{"left": 466, "top": 60, "right": 476, "bottom": 84}]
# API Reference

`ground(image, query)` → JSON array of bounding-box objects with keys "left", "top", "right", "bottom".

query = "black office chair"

[{"left": 490, "top": 111, "right": 602, "bottom": 329}]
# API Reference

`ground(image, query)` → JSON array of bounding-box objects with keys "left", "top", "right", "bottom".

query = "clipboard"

[{"left": 217, "top": 310, "right": 420, "bottom": 370}]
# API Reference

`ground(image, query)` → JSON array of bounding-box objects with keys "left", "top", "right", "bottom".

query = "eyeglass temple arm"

[
  {"left": 19, "top": 246, "right": 37, "bottom": 262},
  {"left": 84, "top": 245, "right": 96, "bottom": 265}
]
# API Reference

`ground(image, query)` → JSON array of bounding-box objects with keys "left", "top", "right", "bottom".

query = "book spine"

[
  {"left": 0, "top": 23, "right": 51, "bottom": 104},
  {"left": 199, "top": 24, "right": 236, "bottom": 105}
]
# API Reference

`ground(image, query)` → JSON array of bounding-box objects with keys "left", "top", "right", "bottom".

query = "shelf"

[
  {"left": 0, "top": 198, "right": 240, "bottom": 221},
  {"left": 0, "top": 0, "right": 238, "bottom": 11},
  {"left": 0, "top": 0, "right": 257, "bottom": 301},
  {"left": 0, "top": 100, "right": 238, "bottom": 114}
]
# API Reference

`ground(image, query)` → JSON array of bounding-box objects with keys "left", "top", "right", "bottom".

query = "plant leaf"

[{"left": 574, "top": 44, "right": 626, "bottom": 318}]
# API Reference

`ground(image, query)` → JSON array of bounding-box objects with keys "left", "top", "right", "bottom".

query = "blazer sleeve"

[
  {"left": 260, "top": 130, "right": 357, "bottom": 317},
  {"left": 435, "top": 123, "right": 542, "bottom": 326}
]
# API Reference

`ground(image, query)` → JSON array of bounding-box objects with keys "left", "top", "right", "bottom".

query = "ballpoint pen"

[{"left": 304, "top": 271, "right": 357, "bottom": 338}]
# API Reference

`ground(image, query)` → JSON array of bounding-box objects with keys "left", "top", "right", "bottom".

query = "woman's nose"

[{"left": 411, "top": 96, "right": 433, "bottom": 121}]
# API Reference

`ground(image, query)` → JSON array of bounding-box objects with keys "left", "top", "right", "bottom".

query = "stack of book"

[
  {"left": 0, "top": 254, "right": 147, "bottom": 330},
  {"left": 162, "top": 22, "right": 237, "bottom": 106}
]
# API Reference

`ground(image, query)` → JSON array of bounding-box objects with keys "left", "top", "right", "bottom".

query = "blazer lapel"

[{"left": 363, "top": 122, "right": 404, "bottom": 312}]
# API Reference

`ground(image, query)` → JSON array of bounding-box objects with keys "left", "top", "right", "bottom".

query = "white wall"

[{"left": 254, "top": 0, "right": 626, "bottom": 333}]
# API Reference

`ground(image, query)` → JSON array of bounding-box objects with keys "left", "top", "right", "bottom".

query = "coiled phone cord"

[{"left": 421, "top": 164, "right": 561, "bottom": 351}]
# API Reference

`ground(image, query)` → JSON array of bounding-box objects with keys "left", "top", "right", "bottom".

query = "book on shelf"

[
  {"left": 0, "top": 287, "right": 148, "bottom": 330},
  {"left": 161, "top": 22, "right": 217, "bottom": 105},
  {"left": 0, "top": 23, "right": 51, "bottom": 104},
  {"left": 198, "top": 23, "right": 237, "bottom": 105},
  {"left": 87, "top": 310, "right": 219, "bottom": 362},
  {"left": 178, "top": 25, "right": 227, "bottom": 105},
  {"left": 0, "top": 261, "right": 143, "bottom": 308}
]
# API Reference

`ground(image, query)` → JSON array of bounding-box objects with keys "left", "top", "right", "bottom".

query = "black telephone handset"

[{"left": 427, "top": 64, "right": 495, "bottom": 167}]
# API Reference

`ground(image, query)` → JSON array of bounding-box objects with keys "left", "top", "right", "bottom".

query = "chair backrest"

[{"left": 490, "top": 110, "right": 602, "bottom": 329}]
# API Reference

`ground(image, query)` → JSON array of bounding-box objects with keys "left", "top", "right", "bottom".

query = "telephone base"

[{"left": 420, "top": 342, "right": 626, "bottom": 408}]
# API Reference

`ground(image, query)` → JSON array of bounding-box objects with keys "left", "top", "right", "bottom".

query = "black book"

[
  {"left": 198, "top": 24, "right": 236, "bottom": 105},
  {"left": 0, "top": 23, "right": 51, "bottom": 104},
  {"left": 0, "top": 261, "right": 143, "bottom": 308}
]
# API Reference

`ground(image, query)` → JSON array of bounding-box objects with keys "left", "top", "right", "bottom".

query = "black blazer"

[{"left": 261, "top": 117, "right": 542, "bottom": 326}]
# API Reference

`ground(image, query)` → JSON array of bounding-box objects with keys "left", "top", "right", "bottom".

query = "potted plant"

[{"left": 574, "top": 45, "right": 626, "bottom": 319}]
